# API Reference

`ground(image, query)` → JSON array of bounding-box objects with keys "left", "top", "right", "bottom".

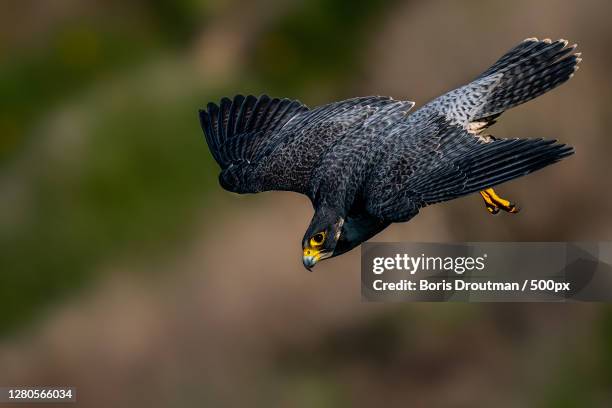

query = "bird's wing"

[
  {"left": 406, "top": 38, "right": 580, "bottom": 139},
  {"left": 199, "top": 95, "right": 414, "bottom": 196},
  {"left": 365, "top": 117, "right": 573, "bottom": 222},
  {"left": 364, "top": 38, "right": 579, "bottom": 222},
  {"left": 200, "top": 94, "right": 309, "bottom": 170}
]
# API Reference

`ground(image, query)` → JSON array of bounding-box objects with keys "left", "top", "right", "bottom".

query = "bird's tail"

[
  {"left": 199, "top": 95, "right": 308, "bottom": 169},
  {"left": 474, "top": 38, "right": 581, "bottom": 119},
  {"left": 412, "top": 138, "right": 574, "bottom": 206}
]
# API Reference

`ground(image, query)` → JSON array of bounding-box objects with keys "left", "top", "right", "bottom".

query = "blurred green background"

[{"left": 1, "top": 0, "right": 612, "bottom": 406}]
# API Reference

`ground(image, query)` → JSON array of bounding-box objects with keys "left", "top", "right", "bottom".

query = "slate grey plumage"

[{"left": 199, "top": 38, "right": 579, "bottom": 270}]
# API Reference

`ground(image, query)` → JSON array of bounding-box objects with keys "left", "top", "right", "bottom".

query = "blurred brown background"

[{"left": 1, "top": 0, "right": 611, "bottom": 406}]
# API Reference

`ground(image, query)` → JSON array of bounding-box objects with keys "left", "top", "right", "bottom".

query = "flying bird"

[{"left": 199, "top": 38, "right": 579, "bottom": 270}]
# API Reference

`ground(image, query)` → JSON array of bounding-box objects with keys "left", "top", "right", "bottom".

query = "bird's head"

[{"left": 302, "top": 207, "right": 344, "bottom": 271}]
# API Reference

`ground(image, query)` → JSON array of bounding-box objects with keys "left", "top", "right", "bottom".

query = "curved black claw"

[{"left": 485, "top": 203, "right": 500, "bottom": 215}]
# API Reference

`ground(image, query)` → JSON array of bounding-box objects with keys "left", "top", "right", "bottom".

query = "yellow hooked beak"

[
  {"left": 303, "top": 247, "right": 320, "bottom": 271},
  {"left": 302, "top": 247, "right": 333, "bottom": 271}
]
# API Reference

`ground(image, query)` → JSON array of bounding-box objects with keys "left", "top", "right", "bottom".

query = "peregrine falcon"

[{"left": 199, "top": 38, "right": 579, "bottom": 270}]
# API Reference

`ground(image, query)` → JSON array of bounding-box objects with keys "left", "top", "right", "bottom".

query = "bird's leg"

[
  {"left": 479, "top": 190, "right": 499, "bottom": 214},
  {"left": 479, "top": 188, "right": 520, "bottom": 214}
]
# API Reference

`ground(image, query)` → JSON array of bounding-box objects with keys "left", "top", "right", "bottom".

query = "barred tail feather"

[{"left": 475, "top": 38, "right": 581, "bottom": 119}]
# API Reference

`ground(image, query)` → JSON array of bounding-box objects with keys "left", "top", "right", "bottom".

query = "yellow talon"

[
  {"left": 480, "top": 190, "right": 499, "bottom": 215},
  {"left": 479, "top": 188, "right": 520, "bottom": 214}
]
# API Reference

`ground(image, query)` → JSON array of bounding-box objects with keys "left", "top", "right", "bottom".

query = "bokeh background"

[{"left": 1, "top": 0, "right": 612, "bottom": 406}]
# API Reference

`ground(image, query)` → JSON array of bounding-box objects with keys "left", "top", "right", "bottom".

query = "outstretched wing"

[
  {"left": 200, "top": 94, "right": 414, "bottom": 196},
  {"left": 365, "top": 38, "right": 579, "bottom": 221},
  {"left": 199, "top": 94, "right": 309, "bottom": 172},
  {"left": 366, "top": 118, "right": 573, "bottom": 221},
  {"left": 199, "top": 94, "right": 309, "bottom": 193}
]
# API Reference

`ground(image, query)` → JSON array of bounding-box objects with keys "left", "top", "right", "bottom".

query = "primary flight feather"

[{"left": 199, "top": 38, "right": 579, "bottom": 270}]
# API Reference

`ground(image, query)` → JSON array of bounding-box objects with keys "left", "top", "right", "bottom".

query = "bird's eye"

[{"left": 310, "top": 232, "right": 326, "bottom": 247}]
